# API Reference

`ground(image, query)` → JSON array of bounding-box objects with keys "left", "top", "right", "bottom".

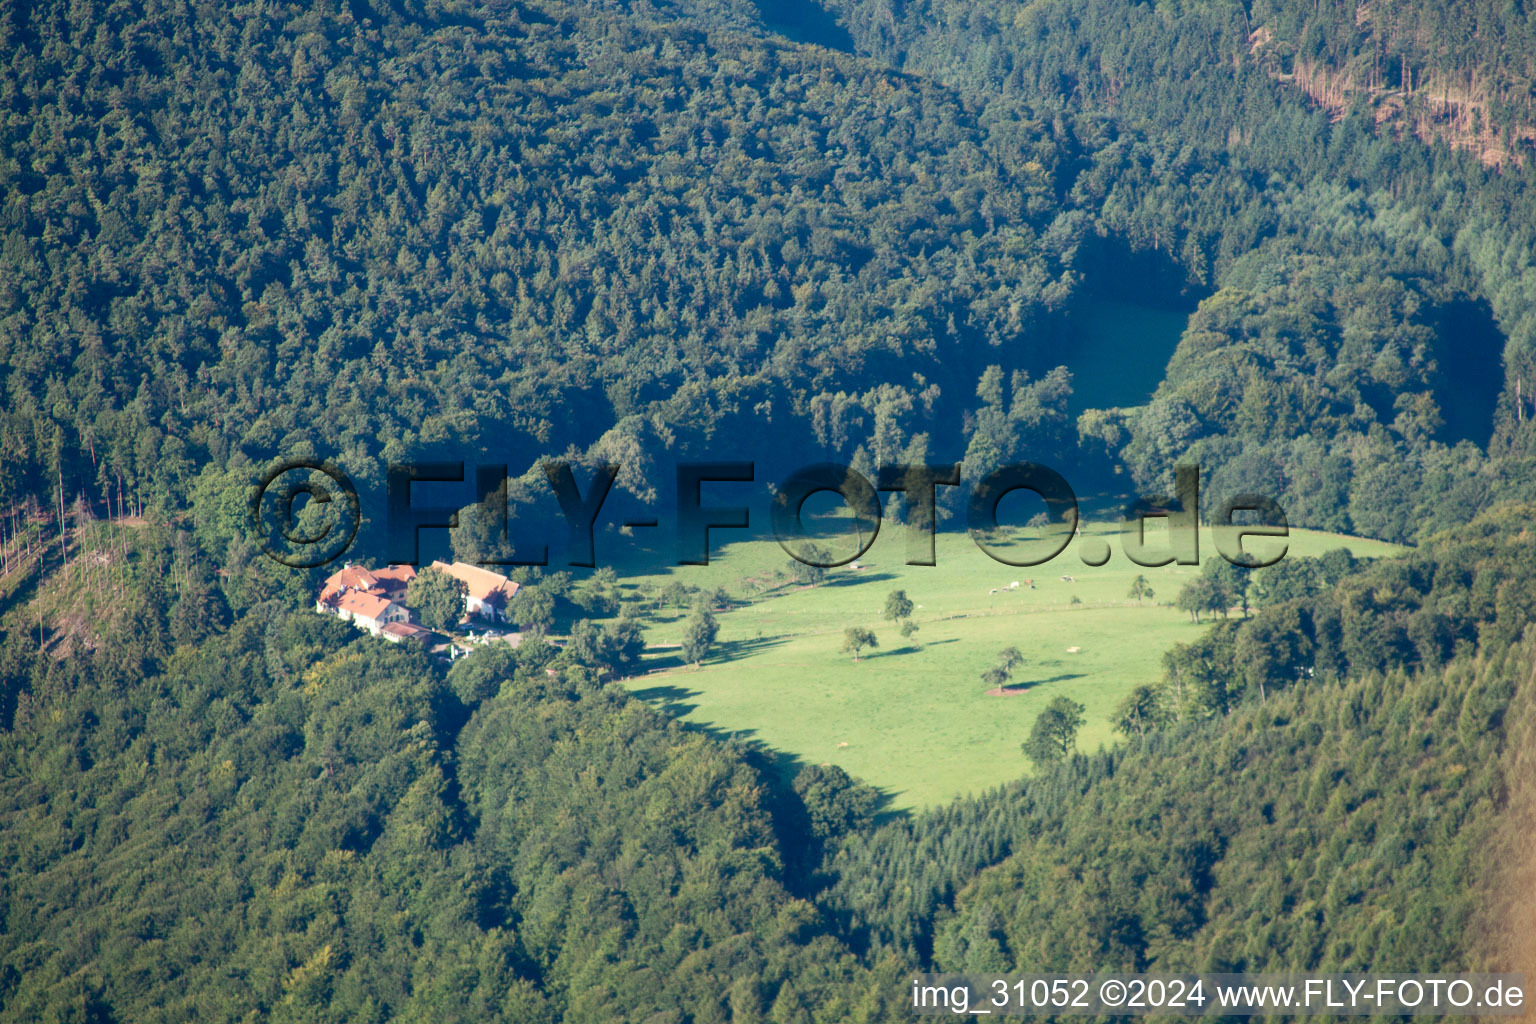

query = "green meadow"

[{"left": 607, "top": 518, "right": 1404, "bottom": 810}]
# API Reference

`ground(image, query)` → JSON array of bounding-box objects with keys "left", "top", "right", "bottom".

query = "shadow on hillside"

[
  {"left": 1431, "top": 297, "right": 1504, "bottom": 447},
  {"left": 0, "top": 560, "right": 45, "bottom": 625},
  {"left": 627, "top": 687, "right": 908, "bottom": 836},
  {"left": 990, "top": 672, "right": 1087, "bottom": 696},
  {"left": 821, "top": 570, "right": 897, "bottom": 588},
  {"left": 642, "top": 633, "right": 793, "bottom": 674},
  {"left": 748, "top": 0, "right": 854, "bottom": 52},
  {"left": 863, "top": 637, "right": 958, "bottom": 659},
  {"left": 719, "top": 633, "right": 794, "bottom": 660},
  {"left": 627, "top": 684, "right": 700, "bottom": 718},
  {"left": 668, "top": 717, "right": 905, "bottom": 824}
]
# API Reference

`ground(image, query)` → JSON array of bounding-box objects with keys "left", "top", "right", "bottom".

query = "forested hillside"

[
  {"left": 7, "top": 0, "right": 1536, "bottom": 551},
  {"left": 3, "top": 0, "right": 1536, "bottom": 1018},
  {"left": 0, "top": 0, "right": 1088, "bottom": 527},
  {"left": 0, "top": 599, "right": 898, "bottom": 1021},
  {"left": 1, "top": 510, "right": 1530, "bottom": 1018},
  {"left": 820, "top": 505, "right": 1536, "bottom": 970},
  {"left": 811, "top": 0, "right": 1536, "bottom": 534}
]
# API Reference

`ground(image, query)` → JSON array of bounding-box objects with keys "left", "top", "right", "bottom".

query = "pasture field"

[{"left": 607, "top": 519, "right": 1404, "bottom": 810}]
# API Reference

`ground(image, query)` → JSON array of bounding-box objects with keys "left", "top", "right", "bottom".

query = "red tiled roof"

[
  {"left": 429, "top": 561, "right": 520, "bottom": 604},
  {"left": 335, "top": 590, "right": 395, "bottom": 621},
  {"left": 324, "top": 564, "right": 379, "bottom": 592},
  {"left": 372, "top": 564, "right": 417, "bottom": 587},
  {"left": 319, "top": 563, "right": 418, "bottom": 604}
]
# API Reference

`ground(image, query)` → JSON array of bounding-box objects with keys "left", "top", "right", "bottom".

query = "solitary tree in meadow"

[
  {"left": 982, "top": 646, "right": 1025, "bottom": 690},
  {"left": 884, "top": 589, "right": 919, "bottom": 646},
  {"left": 681, "top": 607, "right": 719, "bottom": 666},
  {"left": 787, "top": 543, "right": 832, "bottom": 586},
  {"left": 842, "top": 626, "right": 878, "bottom": 661},
  {"left": 1128, "top": 575, "right": 1154, "bottom": 605}
]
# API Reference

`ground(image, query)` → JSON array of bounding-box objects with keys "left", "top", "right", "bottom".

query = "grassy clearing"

[{"left": 604, "top": 519, "right": 1402, "bottom": 810}]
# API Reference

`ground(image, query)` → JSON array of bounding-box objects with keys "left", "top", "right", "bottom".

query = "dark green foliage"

[
  {"left": 1112, "top": 684, "right": 1167, "bottom": 739},
  {"left": 0, "top": 601, "right": 897, "bottom": 1021},
  {"left": 792, "top": 763, "right": 880, "bottom": 841},
  {"left": 454, "top": 672, "right": 876, "bottom": 1021},
  {"left": 841, "top": 626, "right": 878, "bottom": 660},
  {"left": 933, "top": 652, "right": 1519, "bottom": 974},
  {"left": 659, "top": 581, "right": 695, "bottom": 609},
  {"left": 821, "top": 0, "right": 1536, "bottom": 541},
  {"left": 406, "top": 567, "right": 466, "bottom": 632},
  {"left": 447, "top": 643, "right": 519, "bottom": 706},
  {"left": 558, "top": 614, "right": 646, "bottom": 679},
  {"left": 509, "top": 584, "right": 555, "bottom": 634},
  {"left": 1022, "top": 695, "right": 1086, "bottom": 766},
  {"left": 5, "top": 0, "right": 1536, "bottom": 1016},
  {"left": 1203, "top": 558, "right": 1253, "bottom": 617},
  {"left": 1175, "top": 574, "right": 1228, "bottom": 623},
  {"left": 982, "top": 646, "right": 1025, "bottom": 690},
  {"left": 824, "top": 513, "right": 1535, "bottom": 970},
  {"left": 787, "top": 547, "right": 832, "bottom": 587},
  {"left": 1, "top": 495, "right": 1531, "bottom": 1022},
  {"left": 1177, "top": 559, "right": 1246, "bottom": 622},
  {"left": 0, "top": 0, "right": 1082, "bottom": 542},
  {"left": 882, "top": 589, "right": 914, "bottom": 623},
  {"left": 680, "top": 607, "right": 719, "bottom": 665},
  {"left": 1250, "top": 550, "right": 1359, "bottom": 608},
  {"left": 575, "top": 568, "right": 622, "bottom": 618}
]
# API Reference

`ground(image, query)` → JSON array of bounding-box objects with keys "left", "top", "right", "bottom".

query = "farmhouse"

[
  {"left": 316, "top": 563, "right": 418, "bottom": 635},
  {"left": 428, "top": 560, "right": 521, "bottom": 622},
  {"left": 326, "top": 588, "right": 410, "bottom": 635},
  {"left": 318, "top": 563, "right": 417, "bottom": 604}
]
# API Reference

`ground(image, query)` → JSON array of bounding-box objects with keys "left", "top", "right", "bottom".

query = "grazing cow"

[{"left": 1008, "top": 581, "right": 1020, "bottom": 590}]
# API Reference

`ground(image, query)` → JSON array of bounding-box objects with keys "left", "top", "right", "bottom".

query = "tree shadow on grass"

[
  {"left": 989, "top": 672, "right": 1087, "bottom": 696},
  {"left": 821, "top": 571, "right": 898, "bottom": 589},
  {"left": 641, "top": 632, "right": 793, "bottom": 674},
  {"left": 862, "top": 636, "right": 958, "bottom": 659},
  {"left": 718, "top": 633, "right": 794, "bottom": 661},
  {"left": 626, "top": 683, "right": 701, "bottom": 717}
]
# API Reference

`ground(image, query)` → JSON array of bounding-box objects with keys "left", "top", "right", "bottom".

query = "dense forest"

[
  {"left": 1, "top": 506, "right": 1530, "bottom": 1019},
  {"left": 3, "top": 0, "right": 1536, "bottom": 1018},
  {"left": 10, "top": 0, "right": 1536, "bottom": 549}
]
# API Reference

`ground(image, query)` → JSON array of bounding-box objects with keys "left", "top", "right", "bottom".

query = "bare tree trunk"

[{"left": 57, "top": 465, "right": 67, "bottom": 576}]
